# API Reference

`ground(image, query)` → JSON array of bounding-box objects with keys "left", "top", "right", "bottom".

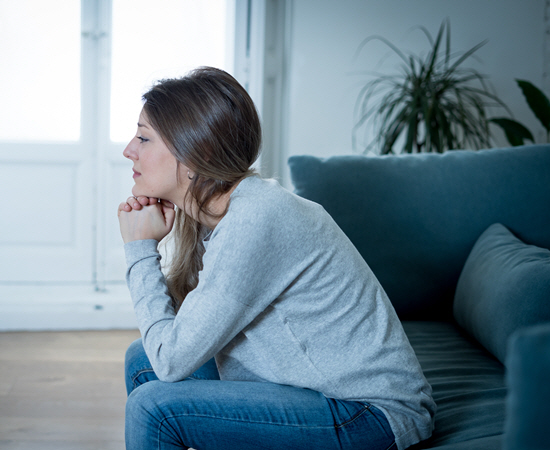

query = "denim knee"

[
  {"left": 125, "top": 381, "right": 159, "bottom": 447},
  {"left": 125, "top": 380, "right": 154, "bottom": 418},
  {"left": 125, "top": 381, "right": 187, "bottom": 449}
]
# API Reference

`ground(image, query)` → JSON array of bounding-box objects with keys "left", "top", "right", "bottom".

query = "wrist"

[
  {"left": 123, "top": 236, "right": 159, "bottom": 245},
  {"left": 124, "top": 239, "right": 161, "bottom": 268}
]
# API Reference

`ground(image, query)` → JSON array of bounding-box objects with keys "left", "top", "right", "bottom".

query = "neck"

[{"left": 183, "top": 180, "right": 241, "bottom": 230}]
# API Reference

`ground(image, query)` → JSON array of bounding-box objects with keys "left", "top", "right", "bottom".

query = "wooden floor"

[{"left": 0, "top": 329, "right": 140, "bottom": 450}]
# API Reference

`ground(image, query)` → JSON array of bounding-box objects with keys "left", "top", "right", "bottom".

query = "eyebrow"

[{"left": 137, "top": 122, "right": 149, "bottom": 128}]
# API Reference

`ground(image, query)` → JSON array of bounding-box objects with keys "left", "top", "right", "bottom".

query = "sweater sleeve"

[{"left": 124, "top": 211, "right": 297, "bottom": 382}]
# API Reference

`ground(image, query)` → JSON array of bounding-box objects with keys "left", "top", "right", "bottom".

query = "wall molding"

[{"left": 0, "top": 284, "right": 136, "bottom": 331}]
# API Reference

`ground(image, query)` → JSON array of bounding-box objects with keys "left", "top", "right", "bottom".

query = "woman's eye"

[{"left": 137, "top": 136, "right": 149, "bottom": 143}]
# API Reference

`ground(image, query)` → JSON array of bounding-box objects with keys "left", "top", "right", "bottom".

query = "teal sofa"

[{"left": 288, "top": 145, "right": 550, "bottom": 450}]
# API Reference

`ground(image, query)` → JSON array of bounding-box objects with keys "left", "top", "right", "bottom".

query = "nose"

[{"left": 123, "top": 138, "right": 138, "bottom": 161}]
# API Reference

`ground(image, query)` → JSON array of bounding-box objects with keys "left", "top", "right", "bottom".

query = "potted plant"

[
  {"left": 353, "top": 19, "right": 510, "bottom": 154},
  {"left": 490, "top": 79, "right": 550, "bottom": 145}
]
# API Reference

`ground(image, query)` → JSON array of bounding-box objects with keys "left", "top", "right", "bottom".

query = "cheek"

[
  {"left": 142, "top": 149, "right": 180, "bottom": 186},
  {"left": 156, "top": 158, "right": 181, "bottom": 191}
]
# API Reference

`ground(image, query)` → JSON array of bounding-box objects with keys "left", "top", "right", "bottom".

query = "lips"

[{"left": 133, "top": 169, "right": 141, "bottom": 179}]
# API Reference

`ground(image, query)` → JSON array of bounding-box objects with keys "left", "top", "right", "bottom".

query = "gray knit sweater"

[{"left": 124, "top": 175, "right": 435, "bottom": 449}]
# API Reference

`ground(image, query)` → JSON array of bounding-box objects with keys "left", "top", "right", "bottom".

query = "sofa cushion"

[
  {"left": 453, "top": 223, "right": 550, "bottom": 364},
  {"left": 403, "top": 321, "right": 505, "bottom": 449},
  {"left": 288, "top": 145, "right": 550, "bottom": 319}
]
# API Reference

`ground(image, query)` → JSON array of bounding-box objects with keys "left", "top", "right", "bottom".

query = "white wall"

[{"left": 279, "top": 0, "right": 547, "bottom": 186}]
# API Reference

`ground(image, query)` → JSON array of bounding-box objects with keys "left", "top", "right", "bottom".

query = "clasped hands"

[{"left": 117, "top": 196, "right": 176, "bottom": 244}]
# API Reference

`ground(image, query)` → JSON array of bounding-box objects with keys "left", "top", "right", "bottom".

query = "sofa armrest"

[{"left": 504, "top": 322, "right": 550, "bottom": 450}]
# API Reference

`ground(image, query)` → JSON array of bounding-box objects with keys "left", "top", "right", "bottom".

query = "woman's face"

[{"left": 123, "top": 110, "right": 191, "bottom": 205}]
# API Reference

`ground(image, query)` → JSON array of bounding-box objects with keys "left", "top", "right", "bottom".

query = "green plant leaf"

[
  {"left": 516, "top": 79, "right": 550, "bottom": 133},
  {"left": 353, "top": 35, "right": 408, "bottom": 65},
  {"left": 447, "top": 40, "right": 487, "bottom": 73},
  {"left": 489, "top": 117, "right": 534, "bottom": 146},
  {"left": 353, "top": 18, "right": 507, "bottom": 153}
]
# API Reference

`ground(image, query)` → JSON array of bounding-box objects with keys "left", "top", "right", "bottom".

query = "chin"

[
  {"left": 131, "top": 186, "right": 148, "bottom": 197},
  {"left": 132, "top": 186, "right": 160, "bottom": 199}
]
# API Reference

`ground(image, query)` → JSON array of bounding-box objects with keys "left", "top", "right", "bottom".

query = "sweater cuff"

[{"left": 124, "top": 239, "right": 160, "bottom": 268}]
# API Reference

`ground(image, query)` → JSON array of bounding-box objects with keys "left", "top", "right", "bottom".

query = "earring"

[{"left": 188, "top": 171, "right": 194, "bottom": 180}]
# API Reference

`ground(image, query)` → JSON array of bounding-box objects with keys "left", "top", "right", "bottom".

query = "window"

[
  {"left": 0, "top": 0, "right": 81, "bottom": 141},
  {"left": 110, "top": 0, "right": 233, "bottom": 142},
  {"left": 0, "top": 0, "right": 241, "bottom": 330},
  {"left": 0, "top": 0, "right": 283, "bottom": 331}
]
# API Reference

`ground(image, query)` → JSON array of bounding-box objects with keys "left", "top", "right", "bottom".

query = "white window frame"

[
  {"left": 233, "top": 0, "right": 290, "bottom": 181},
  {"left": 0, "top": 0, "right": 288, "bottom": 331}
]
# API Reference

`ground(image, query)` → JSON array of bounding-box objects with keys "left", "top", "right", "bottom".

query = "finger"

[
  {"left": 135, "top": 196, "right": 152, "bottom": 206},
  {"left": 126, "top": 196, "right": 142, "bottom": 210},
  {"left": 147, "top": 197, "right": 159, "bottom": 205},
  {"left": 118, "top": 201, "right": 132, "bottom": 212},
  {"left": 160, "top": 199, "right": 175, "bottom": 209},
  {"left": 161, "top": 203, "right": 174, "bottom": 217},
  {"left": 163, "top": 206, "right": 176, "bottom": 229},
  {"left": 117, "top": 201, "right": 132, "bottom": 215}
]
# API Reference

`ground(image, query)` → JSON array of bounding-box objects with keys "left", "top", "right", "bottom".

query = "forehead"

[{"left": 138, "top": 110, "right": 151, "bottom": 129}]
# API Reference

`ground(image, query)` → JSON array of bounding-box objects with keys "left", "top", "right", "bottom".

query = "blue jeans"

[{"left": 125, "top": 339, "right": 396, "bottom": 450}]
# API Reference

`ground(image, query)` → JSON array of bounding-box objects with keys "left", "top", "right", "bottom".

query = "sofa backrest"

[{"left": 288, "top": 145, "right": 550, "bottom": 320}]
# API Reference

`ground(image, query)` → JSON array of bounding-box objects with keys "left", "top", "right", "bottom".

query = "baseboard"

[{"left": 0, "top": 284, "right": 137, "bottom": 331}]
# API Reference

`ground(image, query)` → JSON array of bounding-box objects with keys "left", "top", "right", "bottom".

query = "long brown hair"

[{"left": 142, "top": 67, "right": 262, "bottom": 310}]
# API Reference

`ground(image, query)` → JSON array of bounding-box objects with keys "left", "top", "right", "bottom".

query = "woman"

[{"left": 118, "top": 67, "right": 435, "bottom": 450}]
